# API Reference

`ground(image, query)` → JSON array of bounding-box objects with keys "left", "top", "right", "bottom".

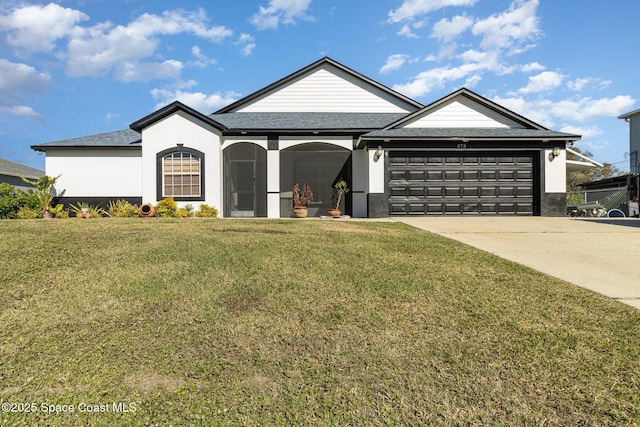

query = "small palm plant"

[
  {"left": 19, "top": 174, "right": 61, "bottom": 219},
  {"left": 331, "top": 179, "right": 349, "bottom": 210}
]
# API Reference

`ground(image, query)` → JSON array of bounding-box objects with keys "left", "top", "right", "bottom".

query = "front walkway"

[{"left": 394, "top": 216, "right": 640, "bottom": 310}]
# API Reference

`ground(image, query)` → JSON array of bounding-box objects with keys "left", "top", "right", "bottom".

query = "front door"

[{"left": 224, "top": 143, "right": 267, "bottom": 217}]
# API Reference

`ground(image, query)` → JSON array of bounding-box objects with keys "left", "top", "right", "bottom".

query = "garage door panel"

[
  {"left": 408, "top": 170, "right": 425, "bottom": 181},
  {"left": 388, "top": 152, "right": 535, "bottom": 215}
]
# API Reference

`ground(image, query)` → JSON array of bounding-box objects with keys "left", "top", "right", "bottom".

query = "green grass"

[{"left": 0, "top": 219, "right": 638, "bottom": 426}]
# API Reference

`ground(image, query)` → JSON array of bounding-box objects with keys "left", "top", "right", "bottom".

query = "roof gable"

[
  {"left": 386, "top": 88, "right": 547, "bottom": 130},
  {"left": 215, "top": 57, "right": 422, "bottom": 114},
  {"left": 130, "top": 101, "right": 227, "bottom": 133}
]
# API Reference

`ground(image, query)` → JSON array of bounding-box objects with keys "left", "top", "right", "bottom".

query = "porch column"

[{"left": 267, "top": 136, "right": 280, "bottom": 218}]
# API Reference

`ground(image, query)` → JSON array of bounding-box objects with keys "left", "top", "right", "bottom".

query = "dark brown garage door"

[{"left": 388, "top": 152, "right": 534, "bottom": 215}]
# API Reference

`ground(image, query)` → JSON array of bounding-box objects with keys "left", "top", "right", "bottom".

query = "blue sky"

[{"left": 1, "top": 0, "right": 638, "bottom": 171}]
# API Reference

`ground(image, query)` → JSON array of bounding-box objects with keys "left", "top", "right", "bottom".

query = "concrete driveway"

[{"left": 394, "top": 216, "right": 640, "bottom": 310}]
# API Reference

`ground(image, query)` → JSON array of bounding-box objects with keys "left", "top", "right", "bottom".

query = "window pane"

[{"left": 162, "top": 151, "right": 201, "bottom": 197}]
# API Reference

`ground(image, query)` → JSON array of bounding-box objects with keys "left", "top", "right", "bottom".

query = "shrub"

[
  {"left": 49, "top": 204, "right": 69, "bottom": 219},
  {"left": 175, "top": 204, "right": 195, "bottom": 218},
  {"left": 155, "top": 197, "right": 177, "bottom": 218},
  {"left": 16, "top": 206, "right": 41, "bottom": 219},
  {"left": 175, "top": 208, "right": 190, "bottom": 218},
  {"left": 106, "top": 199, "right": 139, "bottom": 218},
  {"left": 0, "top": 183, "right": 39, "bottom": 219},
  {"left": 195, "top": 204, "right": 218, "bottom": 218}
]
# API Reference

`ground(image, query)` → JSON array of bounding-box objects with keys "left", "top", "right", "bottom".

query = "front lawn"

[{"left": 0, "top": 219, "right": 638, "bottom": 425}]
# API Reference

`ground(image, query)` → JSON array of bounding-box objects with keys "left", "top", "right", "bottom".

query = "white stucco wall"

[
  {"left": 368, "top": 148, "right": 386, "bottom": 194},
  {"left": 545, "top": 148, "right": 566, "bottom": 193},
  {"left": 278, "top": 136, "right": 352, "bottom": 151},
  {"left": 141, "top": 111, "right": 222, "bottom": 209},
  {"left": 45, "top": 149, "right": 141, "bottom": 197}
]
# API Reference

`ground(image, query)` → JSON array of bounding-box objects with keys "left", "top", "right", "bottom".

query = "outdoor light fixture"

[
  {"left": 549, "top": 146, "right": 561, "bottom": 161},
  {"left": 374, "top": 145, "right": 383, "bottom": 161}
]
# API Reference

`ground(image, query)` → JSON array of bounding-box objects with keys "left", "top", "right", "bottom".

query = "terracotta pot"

[
  {"left": 76, "top": 213, "right": 84, "bottom": 219},
  {"left": 328, "top": 209, "right": 341, "bottom": 217},
  {"left": 139, "top": 203, "right": 156, "bottom": 218},
  {"left": 293, "top": 207, "right": 308, "bottom": 218}
]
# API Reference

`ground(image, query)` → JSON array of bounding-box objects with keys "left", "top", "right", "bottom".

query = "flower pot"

[
  {"left": 293, "top": 207, "right": 308, "bottom": 218},
  {"left": 328, "top": 209, "right": 341, "bottom": 217},
  {"left": 139, "top": 203, "right": 156, "bottom": 218},
  {"left": 76, "top": 213, "right": 84, "bottom": 219}
]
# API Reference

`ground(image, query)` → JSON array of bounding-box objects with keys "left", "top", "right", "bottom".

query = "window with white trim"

[{"left": 157, "top": 148, "right": 204, "bottom": 200}]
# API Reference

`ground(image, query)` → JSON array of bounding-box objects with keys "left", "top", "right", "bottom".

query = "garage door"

[{"left": 388, "top": 153, "right": 534, "bottom": 215}]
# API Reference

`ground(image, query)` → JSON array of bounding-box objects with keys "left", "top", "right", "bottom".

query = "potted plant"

[
  {"left": 292, "top": 183, "right": 312, "bottom": 218},
  {"left": 69, "top": 201, "right": 90, "bottom": 218},
  {"left": 329, "top": 179, "right": 349, "bottom": 217}
]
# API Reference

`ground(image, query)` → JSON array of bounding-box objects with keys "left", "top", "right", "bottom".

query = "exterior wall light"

[
  {"left": 549, "top": 146, "right": 561, "bottom": 161},
  {"left": 374, "top": 145, "right": 383, "bottom": 161}
]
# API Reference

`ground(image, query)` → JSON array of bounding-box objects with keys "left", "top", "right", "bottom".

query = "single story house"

[
  {"left": 0, "top": 157, "right": 44, "bottom": 191},
  {"left": 32, "top": 57, "right": 579, "bottom": 217}
]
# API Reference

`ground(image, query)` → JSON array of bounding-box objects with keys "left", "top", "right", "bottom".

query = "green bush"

[
  {"left": 175, "top": 204, "right": 195, "bottom": 218},
  {"left": 155, "top": 197, "right": 177, "bottom": 218},
  {"left": 175, "top": 208, "right": 190, "bottom": 218},
  {"left": 106, "top": 199, "right": 139, "bottom": 218},
  {"left": 195, "top": 204, "right": 218, "bottom": 218},
  {"left": 16, "top": 205, "right": 41, "bottom": 219},
  {"left": 0, "top": 183, "right": 39, "bottom": 219},
  {"left": 49, "top": 204, "right": 69, "bottom": 219}
]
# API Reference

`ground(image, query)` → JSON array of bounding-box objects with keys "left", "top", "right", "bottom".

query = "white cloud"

[
  {"left": 113, "top": 60, "right": 183, "bottom": 83},
  {"left": 559, "top": 125, "right": 601, "bottom": 138},
  {"left": 0, "top": 59, "right": 51, "bottom": 101},
  {"left": 236, "top": 33, "right": 256, "bottom": 56},
  {"left": 151, "top": 88, "right": 241, "bottom": 113},
  {"left": 105, "top": 112, "right": 119, "bottom": 123},
  {"left": 380, "top": 54, "right": 409, "bottom": 74},
  {"left": 388, "top": 0, "right": 478, "bottom": 23},
  {"left": 492, "top": 94, "right": 636, "bottom": 128},
  {"left": 394, "top": 0, "right": 543, "bottom": 97},
  {"left": 393, "top": 61, "right": 495, "bottom": 97},
  {"left": 566, "top": 77, "right": 591, "bottom": 91},
  {"left": 472, "top": 0, "right": 540, "bottom": 53},
  {"left": 397, "top": 23, "right": 419, "bottom": 38},
  {"left": 0, "top": 105, "right": 44, "bottom": 121},
  {"left": 431, "top": 15, "right": 473, "bottom": 43},
  {"left": 464, "top": 74, "right": 482, "bottom": 88},
  {"left": 521, "top": 62, "right": 545, "bottom": 72},
  {"left": 517, "top": 71, "right": 564, "bottom": 94},
  {"left": 65, "top": 9, "right": 233, "bottom": 81},
  {"left": 191, "top": 46, "right": 217, "bottom": 68},
  {"left": 0, "top": 3, "right": 88, "bottom": 55},
  {"left": 250, "top": 0, "right": 314, "bottom": 30},
  {"left": 0, "top": 58, "right": 51, "bottom": 117}
]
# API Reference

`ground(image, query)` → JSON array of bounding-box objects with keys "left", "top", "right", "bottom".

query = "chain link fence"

[{"left": 567, "top": 186, "right": 631, "bottom": 217}]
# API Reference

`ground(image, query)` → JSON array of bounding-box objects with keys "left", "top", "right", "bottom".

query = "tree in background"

[{"left": 566, "top": 147, "right": 621, "bottom": 193}]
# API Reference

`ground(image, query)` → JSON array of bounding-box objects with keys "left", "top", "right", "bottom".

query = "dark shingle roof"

[
  {"left": 0, "top": 158, "right": 44, "bottom": 179},
  {"left": 208, "top": 112, "right": 406, "bottom": 131},
  {"left": 362, "top": 128, "right": 580, "bottom": 140},
  {"left": 31, "top": 129, "right": 141, "bottom": 150}
]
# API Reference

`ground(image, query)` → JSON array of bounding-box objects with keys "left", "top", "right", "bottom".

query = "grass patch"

[{"left": 0, "top": 219, "right": 638, "bottom": 425}]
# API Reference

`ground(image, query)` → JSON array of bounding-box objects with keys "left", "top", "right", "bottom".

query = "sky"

[{"left": 1, "top": 0, "right": 639, "bottom": 172}]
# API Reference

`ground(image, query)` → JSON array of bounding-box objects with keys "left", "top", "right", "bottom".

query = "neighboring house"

[
  {"left": 0, "top": 157, "right": 44, "bottom": 191},
  {"left": 618, "top": 109, "right": 640, "bottom": 174},
  {"left": 31, "top": 57, "right": 580, "bottom": 218}
]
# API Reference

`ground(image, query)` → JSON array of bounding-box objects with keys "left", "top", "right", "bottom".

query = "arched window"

[{"left": 156, "top": 147, "right": 205, "bottom": 201}]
